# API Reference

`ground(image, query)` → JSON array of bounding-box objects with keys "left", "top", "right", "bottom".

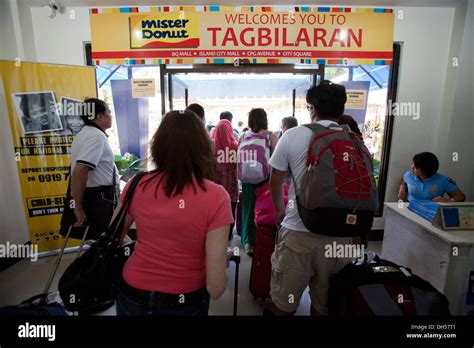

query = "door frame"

[
  {"left": 376, "top": 42, "right": 401, "bottom": 216},
  {"left": 160, "top": 63, "right": 324, "bottom": 115}
]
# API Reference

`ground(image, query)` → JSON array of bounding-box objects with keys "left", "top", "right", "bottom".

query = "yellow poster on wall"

[
  {"left": 0, "top": 61, "right": 97, "bottom": 252},
  {"left": 90, "top": 6, "right": 394, "bottom": 66}
]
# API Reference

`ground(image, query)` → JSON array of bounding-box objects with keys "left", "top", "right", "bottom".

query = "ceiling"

[{"left": 24, "top": 0, "right": 464, "bottom": 8}]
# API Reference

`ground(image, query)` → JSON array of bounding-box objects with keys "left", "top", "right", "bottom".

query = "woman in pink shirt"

[{"left": 115, "top": 110, "right": 233, "bottom": 316}]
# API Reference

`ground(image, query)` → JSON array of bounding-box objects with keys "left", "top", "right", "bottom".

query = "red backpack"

[{"left": 295, "top": 123, "right": 379, "bottom": 237}]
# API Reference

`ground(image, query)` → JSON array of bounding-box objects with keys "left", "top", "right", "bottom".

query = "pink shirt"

[{"left": 121, "top": 173, "right": 233, "bottom": 294}]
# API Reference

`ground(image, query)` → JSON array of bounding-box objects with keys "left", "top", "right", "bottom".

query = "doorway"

[{"left": 160, "top": 63, "right": 324, "bottom": 130}]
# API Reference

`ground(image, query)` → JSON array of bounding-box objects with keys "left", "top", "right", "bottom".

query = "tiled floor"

[{"left": 0, "top": 235, "right": 382, "bottom": 316}]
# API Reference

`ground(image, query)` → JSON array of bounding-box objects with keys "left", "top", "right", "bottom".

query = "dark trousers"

[
  {"left": 116, "top": 289, "right": 210, "bottom": 316},
  {"left": 60, "top": 186, "right": 116, "bottom": 240}
]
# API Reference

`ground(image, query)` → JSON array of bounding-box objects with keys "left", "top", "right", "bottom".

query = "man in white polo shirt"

[{"left": 62, "top": 98, "right": 119, "bottom": 239}]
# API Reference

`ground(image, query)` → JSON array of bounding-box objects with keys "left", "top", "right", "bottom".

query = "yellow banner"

[
  {"left": 0, "top": 61, "right": 97, "bottom": 252},
  {"left": 90, "top": 6, "right": 394, "bottom": 65}
]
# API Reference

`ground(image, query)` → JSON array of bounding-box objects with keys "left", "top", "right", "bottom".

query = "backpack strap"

[
  {"left": 267, "top": 131, "right": 273, "bottom": 157},
  {"left": 303, "top": 123, "right": 328, "bottom": 135},
  {"left": 303, "top": 122, "right": 342, "bottom": 133}
]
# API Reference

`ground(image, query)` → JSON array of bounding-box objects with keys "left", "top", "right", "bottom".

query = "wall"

[
  {"left": 0, "top": 0, "right": 20, "bottom": 60},
  {"left": 30, "top": 6, "right": 91, "bottom": 66},
  {"left": 0, "top": 75, "right": 30, "bottom": 245},
  {"left": 384, "top": 6, "right": 456, "bottom": 203},
  {"left": 386, "top": 3, "right": 474, "bottom": 203},
  {"left": 0, "top": 1, "right": 31, "bottom": 245},
  {"left": 17, "top": 0, "right": 37, "bottom": 62},
  {"left": 440, "top": 0, "right": 474, "bottom": 199}
]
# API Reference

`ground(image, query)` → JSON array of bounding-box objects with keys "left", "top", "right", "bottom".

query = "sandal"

[{"left": 245, "top": 244, "right": 254, "bottom": 256}]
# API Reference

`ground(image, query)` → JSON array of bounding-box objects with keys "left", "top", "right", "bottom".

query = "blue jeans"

[{"left": 116, "top": 289, "right": 210, "bottom": 316}]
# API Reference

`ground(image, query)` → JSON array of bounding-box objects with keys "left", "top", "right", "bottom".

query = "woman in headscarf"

[{"left": 212, "top": 112, "right": 239, "bottom": 240}]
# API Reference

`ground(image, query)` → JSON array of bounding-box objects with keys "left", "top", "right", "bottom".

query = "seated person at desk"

[{"left": 398, "top": 152, "right": 466, "bottom": 203}]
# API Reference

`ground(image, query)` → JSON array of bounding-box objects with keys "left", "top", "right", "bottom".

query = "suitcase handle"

[
  {"left": 229, "top": 255, "right": 240, "bottom": 264},
  {"left": 229, "top": 254, "right": 240, "bottom": 316}
]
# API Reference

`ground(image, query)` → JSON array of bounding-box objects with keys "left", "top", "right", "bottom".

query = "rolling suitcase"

[
  {"left": 328, "top": 254, "right": 451, "bottom": 317},
  {"left": 249, "top": 225, "right": 277, "bottom": 300},
  {"left": 44, "top": 225, "right": 91, "bottom": 296},
  {"left": 0, "top": 225, "right": 92, "bottom": 316}
]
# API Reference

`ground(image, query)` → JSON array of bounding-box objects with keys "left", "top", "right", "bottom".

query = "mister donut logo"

[{"left": 130, "top": 14, "right": 200, "bottom": 49}]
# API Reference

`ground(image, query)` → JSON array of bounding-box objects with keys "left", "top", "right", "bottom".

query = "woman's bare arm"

[{"left": 205, "top": 225, "right": 229, "bottom": 300}]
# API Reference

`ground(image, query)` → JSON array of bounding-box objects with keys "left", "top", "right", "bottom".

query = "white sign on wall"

[{"left": 131, "top": 79, "right": 156, "bottom": 98}]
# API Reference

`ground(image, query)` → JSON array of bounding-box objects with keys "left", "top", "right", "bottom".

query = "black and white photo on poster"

[
  {"left": 59, "top": 97, "right": 85, "bottom": 136},
  {"left": 11, "top": 91, "right": 63, "bottom": 135}
]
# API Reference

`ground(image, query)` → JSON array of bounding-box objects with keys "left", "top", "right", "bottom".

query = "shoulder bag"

[{"left": 58, "top": 171, "right": 145, "bottom": 313}]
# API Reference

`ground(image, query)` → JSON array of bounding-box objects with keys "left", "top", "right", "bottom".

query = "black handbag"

[{"left": 58, "top": 171, "right": 145, "bottom": 313}]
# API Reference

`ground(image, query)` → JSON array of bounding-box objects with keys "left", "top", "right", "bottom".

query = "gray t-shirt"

[{"left": 269, "top": 120, "right": 343, "bottom": 232}]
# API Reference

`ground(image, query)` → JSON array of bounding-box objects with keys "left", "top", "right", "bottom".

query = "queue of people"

[{"left": 64, "top": 80, "right": 466, "bottom": 317}]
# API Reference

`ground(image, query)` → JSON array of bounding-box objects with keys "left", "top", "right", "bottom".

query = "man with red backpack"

[{"left": 266, "top": 81, "right": 378, "bottom": 316}]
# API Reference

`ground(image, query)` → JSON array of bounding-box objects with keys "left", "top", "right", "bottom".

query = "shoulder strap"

[
  {"left": 110, "top": 171, "right": 147, "bottom": 244},
  {"left": 303, "top": 123, "right": 327, "bottom": 132},
  {"left": 292, "top": 123, "right": 340, "bottom": 196},
  {"left": 304, "top": 122, "right": 343, "bottom": 132}
]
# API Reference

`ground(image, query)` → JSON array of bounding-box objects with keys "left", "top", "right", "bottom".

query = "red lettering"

[
  {"left": 222, "top": 28, "right": 238, "bottom": 46},
  {"left": 289, "top": 14, "right": 296, "bottom": 24},
  {"left": 270, "top": 14, "right": 281, "bottom": 24},
  {"left": 240, "top": 28, "right": 255, "bottom": 46},
  {"left": 225, "top": 13, "right": 239, "bottom": 24},
  {"left": 258, "top": 28, "right": 272, "bottom": 46},
  {"left": 329, "top": 29, "right": 345, "bottom": 47},
  {"left": 251, "top": 14, "right": 259, "bottom": 24},
  {"left": 282, "top": 28, "right": 294, "bottom": 46},
  {"left": 295, "top": 28, "right": 311, "bottom": 47},
  {"left": 207, "top": 27, "right": 221, "bottom": 46},
  {"left": 314, "top": 28, "right": 327, "bottom": 47},
  {"left": 348, "top": 29, "right": 362, "bottom": 47}
]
